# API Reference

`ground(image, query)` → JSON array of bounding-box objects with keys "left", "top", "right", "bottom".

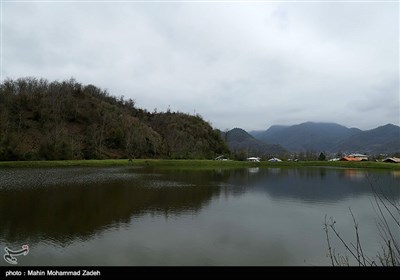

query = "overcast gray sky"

[{"left": 2, "top": 1, "right": 399, "bottom": 131}]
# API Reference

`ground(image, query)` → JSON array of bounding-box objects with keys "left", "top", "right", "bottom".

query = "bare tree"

[{"left": 324, "top": 173, "right": 399, "bottom": 266}]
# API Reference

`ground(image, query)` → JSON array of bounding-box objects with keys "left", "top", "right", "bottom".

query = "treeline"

[{"left": 0, "top": 77, "right": 229, "bottom": 161}]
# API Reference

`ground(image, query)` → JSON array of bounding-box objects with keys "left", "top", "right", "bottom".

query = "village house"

[
  {"left": 247, "top": 157, "right": 261, "bottom": 162},
  {"left": 383, "top": 157, "right": 400, "bottom": 163},
  {"left": 215, "top": 155, "right": 229, "bottom": 161},
  {"left": 268, "top": 157, "right": 282, "bottom": 162},
  {"left": 348, "top": 153, "right": 368, "bottom": 161},
  {"left": 340, "top": 153, "right": 368, "bottom": 161}
]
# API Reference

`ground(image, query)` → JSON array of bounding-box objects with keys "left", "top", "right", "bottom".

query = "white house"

[
  {"left": 215, "top": 155, "right": 229, "bottom": 161},
  {"left": 268, "top": 157, "right": 282, "bottom": 162},
  {"left": 383, "top": 157, "right": 400, "bottom": 163},
  {"left": 247, "top": 157, "right": 260, "bottom": 162}
]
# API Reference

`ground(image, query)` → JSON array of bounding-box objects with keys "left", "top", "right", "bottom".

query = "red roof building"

[{"left": 340, "top": 157, "right": 363, "bottom": 162}]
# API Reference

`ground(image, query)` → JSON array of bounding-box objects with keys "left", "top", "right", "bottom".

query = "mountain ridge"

[
  {"left": 222, "top": 128, "right": 288, "bottom": 158},
  {"left": 248, "top": 122, "right": 399, "bottom": 154},
  {"left": 333, "top": 123, "right": 400, "bottom": 154}
]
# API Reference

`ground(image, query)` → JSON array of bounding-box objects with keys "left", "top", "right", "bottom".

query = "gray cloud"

[{"left": 2, "top": 1, "right": 399, "bottom": 131}]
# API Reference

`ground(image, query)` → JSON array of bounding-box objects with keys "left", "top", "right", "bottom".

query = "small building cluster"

[
  {"left": 215, "top": 155, "right": 284, "bottom": 162},
  {"left": 338, "top": 154, "right": 400, "bottom": 163},
  {"left": 215, "top": 153, "right": 400, "bottom": 164},
  {"left": 247, "top": 157, "right": 283, "bottom": 162}
]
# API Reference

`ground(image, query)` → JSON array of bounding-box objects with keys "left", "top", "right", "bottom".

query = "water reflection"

[
  {"left": 267, "top": 168, "right": 281, "bottom": 174},
  {"left": 343, "top": 169, "right": 366, "bottom": 181},
  {"left": 392, "top": 170, "right": 400, "bottom": 178},
  {"left": 224, "top": 168, "right": 399, "bottom": 203},
  {"left": 0, "top": 166, "right": 399, "bottom": 249},
  {"left": 247, "top": 167, "right": 260, "bottom": 174},
  {"left": 0, "top": 167, "right": 222, "bottom": 245}
]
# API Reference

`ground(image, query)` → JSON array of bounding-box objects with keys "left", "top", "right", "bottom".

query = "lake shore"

[{"left": 0, "top": 159, "right": 399, "bottom": 170}]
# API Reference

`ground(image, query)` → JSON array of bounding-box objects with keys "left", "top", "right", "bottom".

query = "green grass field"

[{"left": 0, "top": 159, "right": 399, "bottom": 170}]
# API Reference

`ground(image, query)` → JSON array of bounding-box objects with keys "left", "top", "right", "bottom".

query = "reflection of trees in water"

[
  {"left": 0, "top": 167, "right": 398, "bottom": 246},
  {"left": 0, "top": 171, "right": 222, "bottom": 245},
  {"left": 224, "top": 168, "right": 400, "bottom": 203}
]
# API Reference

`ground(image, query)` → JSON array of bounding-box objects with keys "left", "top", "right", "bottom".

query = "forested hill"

[{"left": 0, "top": 78, "right": 229, "bottom": 160}]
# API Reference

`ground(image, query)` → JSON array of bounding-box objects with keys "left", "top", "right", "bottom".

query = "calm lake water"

[{"left": 0, "top": 166, "right": 399, "bottom": 266}]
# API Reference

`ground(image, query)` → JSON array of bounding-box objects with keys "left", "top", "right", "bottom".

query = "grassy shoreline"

[{"left": 0, "top": 159, "right": 399, "bottom": 170}]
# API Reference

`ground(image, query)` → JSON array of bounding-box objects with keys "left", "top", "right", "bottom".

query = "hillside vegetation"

[{"left": 0, "top": 78, "right": 229, "bottom": 161}]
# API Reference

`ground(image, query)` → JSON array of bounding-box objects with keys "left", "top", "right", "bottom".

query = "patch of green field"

[
  {"left": 275, "top": 160, "right": 400, "bottom": 170},
  {"left": 0, "top": 159, "right": 256, "bottom": 169},
  {"left": 0, "top": 159, "right": 399, "bottom": 170}
]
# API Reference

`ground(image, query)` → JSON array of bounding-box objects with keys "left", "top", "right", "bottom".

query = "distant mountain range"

[
  {"left": 242, "top": 122, "right": 400, "bottom": 155},
  {"left": 332, "top": 124, "right": 400, "bottom": 155},
  {"left": 221, "top": 128, "right": 288, "bottom": 156}
]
